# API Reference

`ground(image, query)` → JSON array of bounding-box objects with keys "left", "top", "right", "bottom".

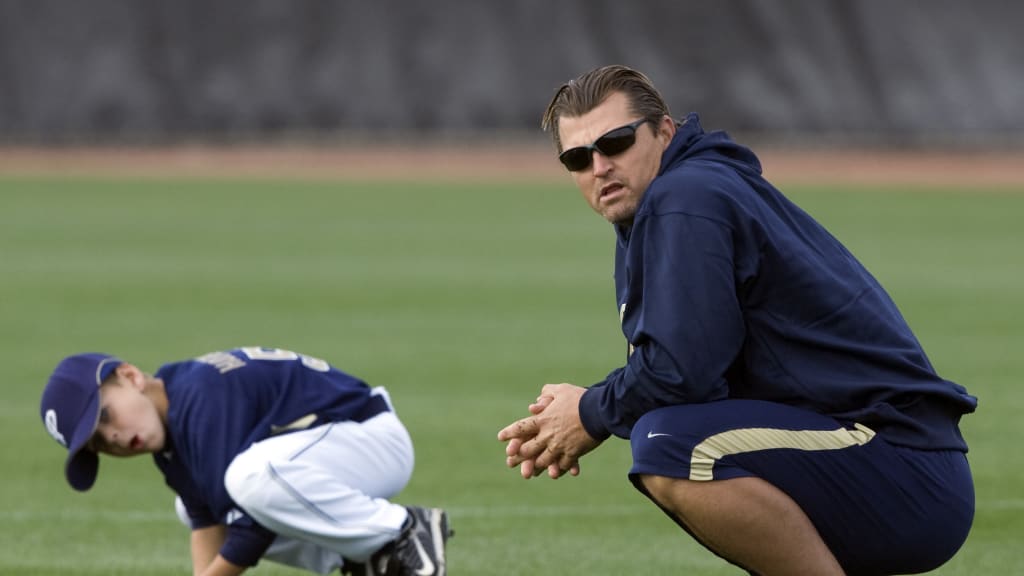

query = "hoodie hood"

[{"left": 659, "top": 113, "right": 763, "bottom": 178}]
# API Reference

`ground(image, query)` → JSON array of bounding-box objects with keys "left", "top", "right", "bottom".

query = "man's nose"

[{"left": 591, "top": 150, "right": 613, "bottom": 175}]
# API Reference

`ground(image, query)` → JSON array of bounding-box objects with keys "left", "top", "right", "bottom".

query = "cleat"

[
  {"left": 392, "top": 506, "right": 453, "bottom": 576},
  {"left": 342, "top": 551, "right": 394, "bottom": 576},
  {"left": 351, "top": 506, "right": 453, "bottom": 576}
]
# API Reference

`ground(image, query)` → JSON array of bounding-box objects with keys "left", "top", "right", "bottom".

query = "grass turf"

[{"left": 1, "top": 177, "right": 1021, "bottom": 574}]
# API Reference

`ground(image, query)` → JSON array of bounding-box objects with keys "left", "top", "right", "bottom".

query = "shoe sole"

[{"left": 429, "top": 508, "right": 453, "bottom": 576}]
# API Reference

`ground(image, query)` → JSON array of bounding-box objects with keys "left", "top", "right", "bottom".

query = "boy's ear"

[{"left": 115, "top": 363, "right": 145, "bottom": 390}]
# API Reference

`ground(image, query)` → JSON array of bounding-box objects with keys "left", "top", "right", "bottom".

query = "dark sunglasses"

[{"left": 558, "top": 118, "right": 649, "bottom": 172}]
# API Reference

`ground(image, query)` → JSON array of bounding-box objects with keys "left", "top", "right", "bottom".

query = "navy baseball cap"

[{"left": 40, "top": 353, "right": 123, "bottom": 491}]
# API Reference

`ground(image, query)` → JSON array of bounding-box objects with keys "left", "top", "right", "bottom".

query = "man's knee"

[
  {"left": 635, "top": 473, "right": 697, "bottom": 518},
  {"left": 637, "top": 473, "right": 674, "bottom": 500},
  {"left": 636, "top": 474, "right": 782, "bottom": 518}
]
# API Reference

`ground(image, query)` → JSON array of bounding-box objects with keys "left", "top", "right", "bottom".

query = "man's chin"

[{"left": 601, "top": 207, "right": 636, "bottom": 226}]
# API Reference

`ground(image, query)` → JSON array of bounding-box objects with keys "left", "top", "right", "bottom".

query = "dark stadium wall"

[{"left": 0, "top": 0, "right": 1020, "bottom": 145}]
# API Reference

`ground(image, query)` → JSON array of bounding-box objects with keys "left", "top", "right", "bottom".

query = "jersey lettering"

[
  {"left": 240, "top": 347, "right": 330, "bottom": 372},
  {"left": 195, "top": 351, "right": 247, "bottom": 374}
]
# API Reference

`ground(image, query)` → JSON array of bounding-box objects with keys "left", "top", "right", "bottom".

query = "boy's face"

[{"left": 88, "top": 365, "right": 165, "bottom": 457}]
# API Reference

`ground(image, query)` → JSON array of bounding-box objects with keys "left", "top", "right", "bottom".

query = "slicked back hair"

[{"left": 541, "top": 65, "right": 671, "bottom": 153}]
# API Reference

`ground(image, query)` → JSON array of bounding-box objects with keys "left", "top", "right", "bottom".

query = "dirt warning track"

[{"left": 1, "top": 145, "right": 1022, "bottom": 188}]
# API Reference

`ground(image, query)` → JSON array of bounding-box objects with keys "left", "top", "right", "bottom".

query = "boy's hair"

[
  {"left": 541, "top": 65, "right": 671, "bottom": 153},
  {"left": 100, "top": 369, "right": 121, "bottom": 387}
]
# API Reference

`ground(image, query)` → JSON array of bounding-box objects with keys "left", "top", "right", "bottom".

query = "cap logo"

[{"left": 45, "top": 409, "right": 67, "bottom": 447}]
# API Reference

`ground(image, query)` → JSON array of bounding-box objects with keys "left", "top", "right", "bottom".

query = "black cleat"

[
  {"left": 361, "top": 506, "right": 453, "bottom": 576},
  {"left": 396, "top": 506, "right": 453, "bottom": 576}
]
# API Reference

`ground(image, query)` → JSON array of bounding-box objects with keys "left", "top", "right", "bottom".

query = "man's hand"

[{"left": 497, "top": 383, "right": 601, "bottom": 479}]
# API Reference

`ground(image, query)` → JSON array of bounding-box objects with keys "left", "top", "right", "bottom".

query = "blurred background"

[{"left": 1, "top": 0, "right": 1022, "bottom": 148}]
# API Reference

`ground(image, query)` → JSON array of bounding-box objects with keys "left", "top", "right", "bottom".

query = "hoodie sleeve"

[{"left": 579, "top": 201, "right": 748, "bottom": 440}]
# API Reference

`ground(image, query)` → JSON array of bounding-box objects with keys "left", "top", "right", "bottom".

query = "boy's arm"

[{"left": 191, "top": 525, "right": 245, "bottom": 576}]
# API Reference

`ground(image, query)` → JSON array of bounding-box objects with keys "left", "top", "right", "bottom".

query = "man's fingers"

[
  {"left": 506, "top": 435, "right": 548, "bottom": 467},
  {"left": 540, "top": 382, "right": 570, "bottom": 396},
  {"left": 544, "top": 460, "right": 580, "bottom": 479},
  {"left": 519, "top": 459, "right": 536, "bottom": 479},
  {"left": 516, "top": 437, "right": 548, "bottom": 460},
  {"left": 528, "top": 394, "right": 554, "bottom": 414},
  {"left": 505, "top": 438, "right": 522, "bottom": 457},
  {"left": 533, "top": 445, "right": 566, "bottom": 472},
  {"left": 533, "top": 447, "right": 553, "bottom": 471},
  {"left": 532, "top": 446, "right": 581, "bottom": 476},
  {"left": 557, "top": 453, "right": 579, "bottom": 474},
  {"left": 497, "top": 417, "right": 539, "bottom": 442},
  {"left": 500, "top": 416, "right": 541, "bottom": 469},
  {"left": 513, "top": 456, "right": 580, "bottom": 480}
]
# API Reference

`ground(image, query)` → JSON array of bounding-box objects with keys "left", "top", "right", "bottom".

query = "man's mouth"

[
  {"left": 130, "top": 435, "right": 142, "bottom": 451},
  {"left": 600, "top": 183, "right": 625, "bottom": 202}
]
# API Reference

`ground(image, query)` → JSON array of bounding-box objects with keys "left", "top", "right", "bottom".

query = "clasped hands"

[{"left": 497, "top": 383, "right": 601, "bottom": 479}]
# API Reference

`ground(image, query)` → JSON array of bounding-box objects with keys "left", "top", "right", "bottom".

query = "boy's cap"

[{"left": 40, "top": 353, "right": 122, "bottom": 491}]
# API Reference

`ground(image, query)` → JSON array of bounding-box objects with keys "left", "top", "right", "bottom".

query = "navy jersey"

[
  {"left": 152, "top": 347, "right": 379, "bottom": 566},
  {"left": 578, "top": 114, "right": 977, "bottom": 449}
]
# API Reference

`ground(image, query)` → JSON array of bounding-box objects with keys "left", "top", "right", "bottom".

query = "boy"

[{"left": 41, "top": 346, "right": 452, "bottom": 576}]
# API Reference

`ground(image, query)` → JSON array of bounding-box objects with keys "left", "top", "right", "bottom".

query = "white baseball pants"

[{"left": 178, "top": 387, "right": 414, "bottom": 574}]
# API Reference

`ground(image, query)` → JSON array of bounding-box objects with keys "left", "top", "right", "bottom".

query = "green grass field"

[{"left": 1, "top": 176, "right": 1021, "bottom": 575}]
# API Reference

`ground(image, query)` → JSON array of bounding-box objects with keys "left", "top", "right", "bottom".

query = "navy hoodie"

[{"left": 577, "top": 114, "right": 977, "bottom": 451}]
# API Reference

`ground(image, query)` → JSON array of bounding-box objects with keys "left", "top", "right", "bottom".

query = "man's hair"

[{"left": 541, "top": 65, "right": 671, "bottom": 153}]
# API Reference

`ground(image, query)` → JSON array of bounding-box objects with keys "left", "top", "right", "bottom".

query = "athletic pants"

[{"left": 629, "top": 399, "right": 974, "bottom": 576}]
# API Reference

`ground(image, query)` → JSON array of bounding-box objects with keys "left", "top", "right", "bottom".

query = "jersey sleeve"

[
  {"left": 175, "top": 485, "right": 217, "bottom": 529},
  {"left": 219, "top": 515, "right": 277, "bottom": 568}
]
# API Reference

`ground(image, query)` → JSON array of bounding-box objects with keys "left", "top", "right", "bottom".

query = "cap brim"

[
  {"left": 66, "top": 449, "right": 99, "bottom": 491},
  {"left": 63, "top": 390, "right": 100, "bottom": 491}
]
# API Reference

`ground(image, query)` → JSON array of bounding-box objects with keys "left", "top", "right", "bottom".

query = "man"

[
  {"left": 41, "top": 346, "right": 452, "bottom": 576},
  {"left": 498, "top": 65, "right": 976, "bottom": 575}
]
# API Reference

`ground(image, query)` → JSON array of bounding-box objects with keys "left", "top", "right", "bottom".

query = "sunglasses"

[{"left": 558, "top": 118, "right": 649, "bottom": 172}]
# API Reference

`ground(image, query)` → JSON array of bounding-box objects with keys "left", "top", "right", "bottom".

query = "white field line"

[
  {"left": 975, "top": 499, "right": 1024, "bottom": 511},
  {"left": 0, "top": 503, "right": 650, "bottom": 523},
  {"left": 452, "top": 500, "right": 1024, "bottom": 515},
  {"left": 3, "top": 499, "right": 1021, "bottom": 523},
  {"left": 0, "top": 509, "right": 176, "bottom": 522},
  {"left": 444, "top": 503, "right": 652, "bottom": 518}
]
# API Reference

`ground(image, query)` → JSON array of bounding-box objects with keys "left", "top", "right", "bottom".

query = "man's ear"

[{"left": 658, "top": 115, "right": 677, "bottom": 141}]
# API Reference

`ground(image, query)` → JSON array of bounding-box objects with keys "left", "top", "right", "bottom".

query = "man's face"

[{"left": 557, "top": 92, "right": 674, "bottom": 225}]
